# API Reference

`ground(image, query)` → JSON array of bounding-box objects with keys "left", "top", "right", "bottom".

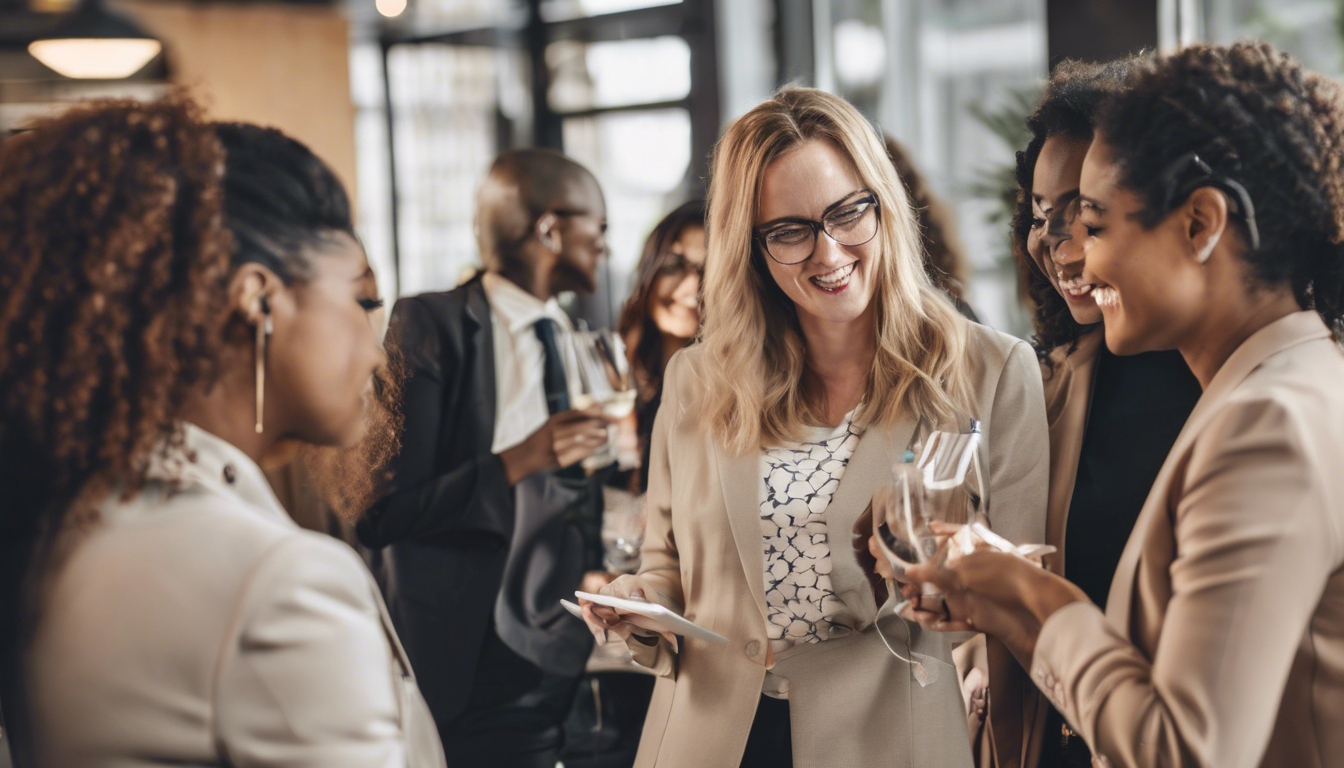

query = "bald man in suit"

[{"left": 357, "top": 149, "right": 615, "bottom": 767}]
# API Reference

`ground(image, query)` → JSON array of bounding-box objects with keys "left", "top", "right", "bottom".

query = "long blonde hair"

[{"left": 699, "top": 87, "right": 975, "bottom": 454}]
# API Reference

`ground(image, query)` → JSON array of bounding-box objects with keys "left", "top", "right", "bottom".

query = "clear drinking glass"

[
  {"left": 872, "top": 420, "right": 985, "bottom": 585},
  {"left": 601, "top": 486, "right": 645, "bottom": 573},
  {"left": 569, "top": 328, "right": 635, "bottom": 471}
]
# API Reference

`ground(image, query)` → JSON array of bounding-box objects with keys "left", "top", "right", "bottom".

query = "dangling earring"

[{"left": 254, "top": 296, "right": 272, "bottom": 434}]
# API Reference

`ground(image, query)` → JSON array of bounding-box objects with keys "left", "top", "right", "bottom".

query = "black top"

[
  {"left": 1043, "top": 345, "right": 1203, "bottom": 767},
  {"left": 1064, "top": 346, "right": 1203, "bottom": 609}
]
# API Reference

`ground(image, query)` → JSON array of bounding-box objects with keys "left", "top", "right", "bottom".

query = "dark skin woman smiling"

[
  {"left": 0, "top": 96, "right": 443, "bottom": 766},
  {"left": 905, "top": 43, "right": 1344, "bottom": 768}
]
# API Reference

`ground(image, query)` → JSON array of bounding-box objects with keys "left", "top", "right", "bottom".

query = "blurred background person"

[
  {"left": 583, "top": 86, "right": 1048, "bottom": 768},
  {"left": 0, "top": 96, "right": 442, "bottom": 766},
  {"left": 884, "top": 137, "right": 979, "bottom": 321},
  {"left": 558, "top": 200, "right": 706, "bottom": 768},
  {"left": 906, "top": 41, "right": 1344, "bottom": 768},
  {"left": 615, "top": 199, "right": 706, "bottom": 493},
  {"left": 356, "top": 148, "right": 616, "bottom": 768}
]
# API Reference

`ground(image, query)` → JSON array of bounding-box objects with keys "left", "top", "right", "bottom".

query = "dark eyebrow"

[
  {"left": 757, "top": 189, "right": 870, "bottom": 231},
  {"left": 1036, "top": 189, "right": 1080, "bottom": 214}
]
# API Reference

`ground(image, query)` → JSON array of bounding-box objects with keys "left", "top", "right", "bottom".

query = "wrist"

[
  {"left": 499, "top": 444, "right": 535, "bottom": 485},
  {"left": 1022, "top": 567, "right": 1086, "bottom": 625}
]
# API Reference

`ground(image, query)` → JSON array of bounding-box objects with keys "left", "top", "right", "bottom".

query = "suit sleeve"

[
  {"left": 356, "top": 295, "right": 513, "bottom": 548},
  {"left": 1031, "top": 397, "right": 1340, "bottom": 768},
  {"left": 625, "top": 351, "right": 688, "bottom": 677},
  {"left": 216, "top": 534, "right": 411, "bottom": 767}
]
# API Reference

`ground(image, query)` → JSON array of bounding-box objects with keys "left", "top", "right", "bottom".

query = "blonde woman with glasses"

[{"left": 579, "top": 87, "right": 1049, "bottom": 767}]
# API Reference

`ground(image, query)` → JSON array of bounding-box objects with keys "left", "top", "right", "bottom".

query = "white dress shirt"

[{"left": 482, "top": 272, "right": 577, "bottom": 453}]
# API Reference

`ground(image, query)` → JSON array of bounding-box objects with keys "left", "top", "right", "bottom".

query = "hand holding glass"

[{"left": 569, "top": 329, "right": 635, "bottom": 471}]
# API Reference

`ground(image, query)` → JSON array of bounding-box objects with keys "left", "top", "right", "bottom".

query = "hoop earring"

[{"left": 254, "top": 296, "right": 272, "bottom": 434}]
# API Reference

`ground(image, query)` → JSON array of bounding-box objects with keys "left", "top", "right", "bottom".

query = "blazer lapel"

[
  {"left": 714, "top": 444, "right": 770, "bottom": 622},
  {"left": 825, "top": 418, "right": 913, "bottom": 618},
  {"left": 463, "top": 278, "right": 498, "bottom": 440},
  {"left": 712, "top": 414, "right": 918, "bottom": 626},
  {"left": 1043, "top": 329, "right": 1103, "bottom": 575},
  {"left": 1105, "top": 312, "right": 1330, "bottom": 630}
]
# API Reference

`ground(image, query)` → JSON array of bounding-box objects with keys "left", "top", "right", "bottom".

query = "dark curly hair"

[
  {"left": 0, "top": 96, "right": 390, "bottom": 757},
  {"left": 1012, "top": 58, "right": 1138, "bottom": 363},
  {"left": 886, "top": 137, "right": 968, "bottom": 301},
  {"left": 1094, "top": 42, "right": 1344, "bottom": 339}
]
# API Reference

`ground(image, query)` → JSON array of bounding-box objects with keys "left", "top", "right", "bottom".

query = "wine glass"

[
  {"left": 601, "top": 486, "right": 645, "bottom": 573},
  {"left": 569, "top": 328, "right": 635, "bottom": 471},
  {"left": 872, "top": 421, "right": 985, "bottom": 588}
]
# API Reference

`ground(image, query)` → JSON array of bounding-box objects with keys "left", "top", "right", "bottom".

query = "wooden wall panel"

[{"left": 121, "top": 0, "right": 357, "bottom": 201}]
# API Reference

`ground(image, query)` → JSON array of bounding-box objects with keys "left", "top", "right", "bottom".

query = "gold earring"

[{"left": 254, "top": 297, "right": 272, "bottom": 434}]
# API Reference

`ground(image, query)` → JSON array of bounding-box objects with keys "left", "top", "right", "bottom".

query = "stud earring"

[{"left": 254, "top": 296, "right": 272, "bottom": 434}]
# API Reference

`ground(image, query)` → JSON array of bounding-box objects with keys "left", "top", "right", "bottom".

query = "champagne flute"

[
  {"left": 872, "top": 421, "right": 985, "bottom": 594},
  {"left": 569, "top": 329, "right": 635, "bottom": 471}
]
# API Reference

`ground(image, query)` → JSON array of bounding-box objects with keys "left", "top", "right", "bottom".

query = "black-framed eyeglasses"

[
  {"left": 753, "top": 192, "right": 881, "bottom": 265},
  {"left": 655, "top": 253, "right": 704, "bottom": 282}
]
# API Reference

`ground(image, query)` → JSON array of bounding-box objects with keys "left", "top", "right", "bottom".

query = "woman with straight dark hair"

[
  {"left": 615, "top": 200, "right": 706, "bottom": 491},
  {"left": 907, "top": 42, "right": 1344, "bottom": 768},
  {"left": 0, "top": 96, "right": 442, "bottom": 766}
]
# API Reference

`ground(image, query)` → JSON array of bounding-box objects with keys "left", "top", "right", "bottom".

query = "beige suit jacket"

[
  {"left": 27, "top": 424, "right": 445, "bottom": 768},
  {"left": 1032, "top": 311, "right": 1344, "bottom": 768},
  {"left": 625, "top": 323, "right": 1049, "bottom": 768}
]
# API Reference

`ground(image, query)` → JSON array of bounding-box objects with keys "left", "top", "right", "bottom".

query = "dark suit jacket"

[{"left": 357, "top": 276, "right": 597, "bottom": 730}]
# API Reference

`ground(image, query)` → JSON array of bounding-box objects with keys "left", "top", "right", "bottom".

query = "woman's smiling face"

[
  {"left": 1029, "top": 134, "right": 1103, "bottom": 326},
  {"left": 755, "top": 138, "right": 881, "bottom": 329},
  {"left": 1076, "top": 137, "right": 1210, "bottom": 355}
]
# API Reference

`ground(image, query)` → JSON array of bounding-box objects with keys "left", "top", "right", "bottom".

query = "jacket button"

[
  {"left": 222, "top": 464, "right": 237, "bottom": 484},
  {"left": 745, "top": 640, "right": 760, "bottom": 658}
]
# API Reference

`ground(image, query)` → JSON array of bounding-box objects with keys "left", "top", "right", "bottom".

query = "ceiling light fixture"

[{"left": 28, "top": 0, "right": 162, "bottom": 80}]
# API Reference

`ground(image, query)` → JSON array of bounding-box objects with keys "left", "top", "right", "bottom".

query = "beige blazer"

[
  {"left": 624, "top": 323, "right": 1049, "bottom": 768},
  {"left": 27, "top": 424, "right": 445, "bottom": 768},
  {"left": 1031, "top": 311, "right": 1344, "bottom": 768}
]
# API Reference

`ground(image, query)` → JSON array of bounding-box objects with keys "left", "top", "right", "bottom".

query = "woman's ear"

[
  {"left": 228, "top": 263, "right": 284, "bottom": 324},
  {"left": 1184, "top": 186, "right": 1230, "bottom": 264}
]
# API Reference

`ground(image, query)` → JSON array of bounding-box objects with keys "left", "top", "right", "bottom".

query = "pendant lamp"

[{"left": 29, "top": 0, "right": 162, "bottom": 80}]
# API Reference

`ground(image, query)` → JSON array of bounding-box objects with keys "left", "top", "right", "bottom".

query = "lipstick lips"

[{"left": 811, "top": 262, "right": 857, "bottom": 293}]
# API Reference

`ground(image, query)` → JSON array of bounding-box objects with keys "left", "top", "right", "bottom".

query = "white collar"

[
  {"left": 141, "top": 423, "right": 293, "bottom": 526},
  {"left": 482, "top": 272, "right": 571, "bottom": 335}
]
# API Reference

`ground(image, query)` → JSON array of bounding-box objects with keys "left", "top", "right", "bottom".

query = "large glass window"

[
  {"left": 547, "top": 36, "right": 691, "bottom": 111},
  {"left": 384, "top": 44, "right": 520, "bottom": 295},
  {"left": 825, "top": 0, "right": 1047, "bottom": 337},
  {"left": 1200, "top": 0, "right": 1344, "bottom": 78},
  {"left": 370, "top": 0, "right": 713, "bottom": 323}
]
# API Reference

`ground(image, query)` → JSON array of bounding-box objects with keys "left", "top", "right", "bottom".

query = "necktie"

[{"left": 534, "top": 317, "right": 570, "bottom": 414}]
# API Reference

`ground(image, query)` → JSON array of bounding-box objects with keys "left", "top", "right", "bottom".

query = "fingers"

[
  {"left": 867, "top": 535, "right": 896, "bottom": 581},
  {"left": 904, "top": 562, "right": 962, "bottom": 596},
  {"left": 553, "top": 406, "right": 618, "bottom": 425},
  {"left": 580, "top": 602, "right": 621, "bottom": 644}
]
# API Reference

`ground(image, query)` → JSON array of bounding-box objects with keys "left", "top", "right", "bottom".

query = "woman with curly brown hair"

[
  {"left": 906, "top": 42, "right": 1344, "bottom": 768},
  {"left": 990, "top": 57, "right": 1206, "bottom": 768},
  {"left": 0, "top": 97, "right": 443, "bottom": 766}
]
